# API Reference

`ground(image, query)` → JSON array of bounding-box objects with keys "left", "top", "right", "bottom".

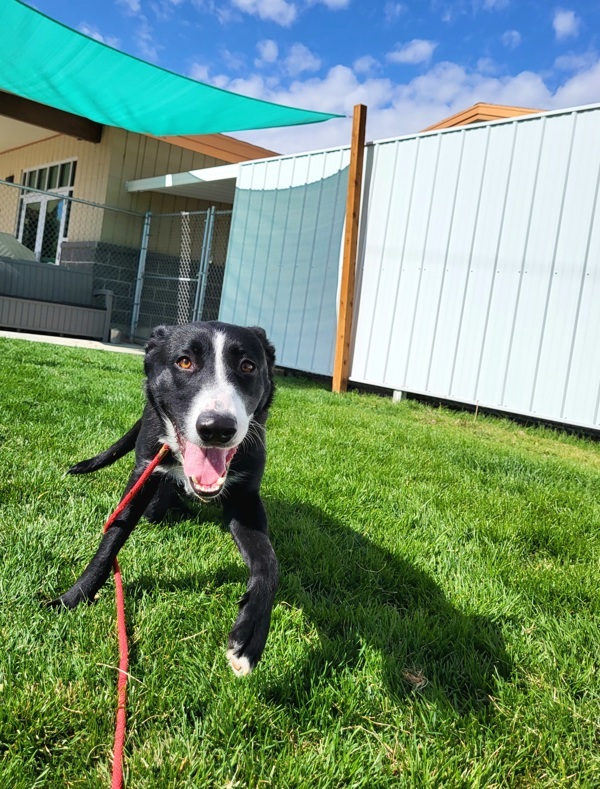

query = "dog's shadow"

[{"left": 129, "top": 497, "right": 511, "bottom": 714}]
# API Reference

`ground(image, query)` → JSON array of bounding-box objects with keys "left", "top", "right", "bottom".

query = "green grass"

[{"left": 1, "top": 336, "right": 599, "bottom": 788}]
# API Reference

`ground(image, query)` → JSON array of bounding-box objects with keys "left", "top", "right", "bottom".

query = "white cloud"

[
  {"left": 150, "top": 0, "right": 188, "bottom": 21},
  {"left": 387, "top": 39, "right": 438, "bottom": 65},
  {"left": 309, "top": 0, "right": 351, "bottom": 7},
  {"left": 477, "top": 57, "right": 499, "bottom": 75},
  {"left": 116, "top": 0, "right": 142, "bottom": 15},
  {"left": 136, "top": 19, "right": 161, "bottom": 61},
  {"left": 116, "top": 0, "right": 162, "bottom": 61},
  {"left": 190, "top": 48, "right": 600, "bottom": 156},
  {"left": 284, "top": 43, "right": 321, "bottom": 76},
  {"left": 384, "top": 2, "right": 406, "bottom": 23},
  {"left": 483, "top": 0, "right": 509, "bottom": 9},
  {"left": 230, "top": 0, "right": 297, "bottom": 26},
  {"left": 255, "top": 39, "right": 279, "bottom": 66},
  {"left": 551, "top": 59, "right": 600, "bottom": 106},
  {"left": 554, "top": 51, "right": 597, "bottom": 72},
  {"left": 78, "top": 23, "right": 120, "bottom": 48},
  {"left": 232, "top": 59, "right": 548, "bottom": 151},
  {"left": 553, "top": 10, "right": 580, "bottom": 41},
  {"left": 502, "top": 29, "right": 521, "bottom": 49},
  {"left": 190, "top": 63, "right": 211, "bottom": 82},
  {"left": 221, "top": 47, "right": 246, "bottom": 71},
  {"left": 353, "top": 55, "right": 379, "bottom": 75}
]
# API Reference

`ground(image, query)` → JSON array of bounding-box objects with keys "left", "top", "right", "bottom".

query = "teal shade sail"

[{"left": 0, "top": 0, "right": 341, "bottom": 136}]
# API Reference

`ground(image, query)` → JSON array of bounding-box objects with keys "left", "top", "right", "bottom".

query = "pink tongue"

[{"left": 182, "top": 441, "right": 228, "bottom": 487}]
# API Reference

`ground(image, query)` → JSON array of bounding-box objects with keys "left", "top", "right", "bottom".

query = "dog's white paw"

[{"left": 226, "top": 648, "right": 252, "bottom": 677}]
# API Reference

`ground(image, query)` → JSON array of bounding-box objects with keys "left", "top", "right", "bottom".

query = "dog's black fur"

[{"left": 50, "top": 321, "right": 278, "bottom": 676}]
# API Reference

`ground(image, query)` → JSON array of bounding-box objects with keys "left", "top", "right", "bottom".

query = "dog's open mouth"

[{"left": 181, "top": 441, "right": 237, "bottom": 498}]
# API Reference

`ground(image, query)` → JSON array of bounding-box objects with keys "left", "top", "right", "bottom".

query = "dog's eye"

[
  {"left": 240, "top": 359, "right": 256, "bottom": 374},
  {"left": 176, "top": 356, "right": 193, "bottom": 370}
]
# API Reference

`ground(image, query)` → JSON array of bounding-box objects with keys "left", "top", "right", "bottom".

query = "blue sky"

[{"left": 25, "top": 0, "right": 600, "bottom": 153}]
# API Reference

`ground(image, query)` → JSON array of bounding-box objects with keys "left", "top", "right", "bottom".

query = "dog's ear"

[
  {"left": 248, "top": 326, "right": 276, "bottom": 370},
  {"left": 145, "top": 325, "right": 171, "bottom": 355}
]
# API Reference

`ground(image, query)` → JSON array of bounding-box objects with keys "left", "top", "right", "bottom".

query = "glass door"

[{"left": 18, "top": 193, "right": 68, "bottom": 263}]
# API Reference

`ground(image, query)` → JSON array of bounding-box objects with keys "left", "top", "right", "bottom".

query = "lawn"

[{"left": 0, "top": 336, "right": 599, "bottom": 788}]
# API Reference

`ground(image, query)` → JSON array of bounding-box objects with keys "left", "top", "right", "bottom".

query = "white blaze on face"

[{"left": 184, "top": 330, "right": 250, "bottom": 447}]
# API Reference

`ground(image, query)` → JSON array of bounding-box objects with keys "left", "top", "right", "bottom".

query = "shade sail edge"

[{"left": 1, "top": 0, "right": 343, "bottom": 136}]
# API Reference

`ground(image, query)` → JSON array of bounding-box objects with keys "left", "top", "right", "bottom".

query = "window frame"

[{"left": 18, "top": 158, "right": 77, "bottom": 263}]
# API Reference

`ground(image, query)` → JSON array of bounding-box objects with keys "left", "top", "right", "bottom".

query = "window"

[{"left": 18, "top": 160, "right": 77, "bottom": 263}]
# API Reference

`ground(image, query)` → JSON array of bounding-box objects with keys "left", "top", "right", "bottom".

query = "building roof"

[
  {"left": 423, "top": 102, "right": 541, "bottom": 131},
  {"left": 0, "top": 100, "right": 279, "bottom": 161},
  {"left": 127, "top": 162, "right": 241, "bottom": 203},
  {"left": 155, "top": 134, "right": 277, "bottom": 163},
  {"left": 0, "top": 0, "right": 339, "bottom": 137}
]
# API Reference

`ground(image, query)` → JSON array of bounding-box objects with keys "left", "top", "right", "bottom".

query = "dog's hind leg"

[
  {"left": 68, "top": 419, "right": 142, "bottom": 475},
  {"left": 48, "top": 467, "right": 161, "bottom": 609},
  {"left": 223, "top": 491, "right": 279, "bottom": 676}
]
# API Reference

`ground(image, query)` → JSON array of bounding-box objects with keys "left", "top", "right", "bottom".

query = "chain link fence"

[
  {"left": 130, "top": 208, "right": 232, "bottom": 341},
  {"left": 0, "top": 178, "right": 232, "bottom": 342}
]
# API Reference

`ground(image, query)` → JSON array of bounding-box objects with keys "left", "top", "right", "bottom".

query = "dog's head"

[{"left": 144, "top": 321, "right": 275, "bottom": 499}]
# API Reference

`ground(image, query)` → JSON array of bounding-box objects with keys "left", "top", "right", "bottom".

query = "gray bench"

[{"left": 0, "top": 257, "right": 113, "bottom": 342}]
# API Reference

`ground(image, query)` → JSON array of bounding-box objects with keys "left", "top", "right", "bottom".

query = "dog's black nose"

[{"left": 196, "top": 412, "right": 237, "bottom": 445}]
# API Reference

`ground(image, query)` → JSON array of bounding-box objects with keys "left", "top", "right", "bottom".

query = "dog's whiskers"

[{"left": 240, "top": 419, "right": 265, "bottom": 452}]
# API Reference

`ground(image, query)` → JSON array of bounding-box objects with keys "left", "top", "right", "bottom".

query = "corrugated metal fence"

[
  {"left": 352, "top": 107, "right": 600, "bottom": 430},
  {"left": 222, "top": 104, "right": 600, "bottom": 430},
  {"left": 220, "top": 147, "right": 350, "bottom": 375}
]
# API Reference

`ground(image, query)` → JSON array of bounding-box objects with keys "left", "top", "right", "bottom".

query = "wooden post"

[{"left": 332, "top": 104, "right": 367, "bottom": 393}]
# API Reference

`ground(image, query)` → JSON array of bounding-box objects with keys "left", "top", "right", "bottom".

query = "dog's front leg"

[
  {"left": 49, "top": 467, "right": 161, "bottom": 609},
  {"left": 223, "top": 491, "right": 279, "bottom": 676}
]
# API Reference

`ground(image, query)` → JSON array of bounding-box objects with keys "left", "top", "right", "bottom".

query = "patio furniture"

[{"left": 0, "top": 254, "right": 113, "bottom": 342}]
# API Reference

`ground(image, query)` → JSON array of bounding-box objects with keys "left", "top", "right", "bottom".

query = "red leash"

[{"left": 102, "top": 443, "right": 170, "bottom": 789}]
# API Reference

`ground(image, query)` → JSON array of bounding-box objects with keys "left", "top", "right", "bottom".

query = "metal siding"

[
  {"left": 220, "top": 149, "right": 349, "bottom": 375},
  {"left": 405, "top": 130, "right": 464, "bottom": 392},
  {"left": 353, "top": 140, "right": 413, "bottom": 384},
  {"left": 277, "top": 155, "right": 312, "bottom": 366},
  {"left": 426, "top": 126, "right": 490, "bottom": 396},
  {"left": 295, "top": 153, "right": 334, "bottom": 371},
  {"left": 494, "top": 117, "right": 547, "bottom": 410},
  {"left": 240, "top": 161, "right": 269, "bottom": 327},
  {"left": 561, "top": 180, "right": 600, "bottom": 423},
  {"left": 500, "top": 115, "right": 573, "bottom": 414},
  {"left": 219, "top": 105, "right": 599, "bottom": 428},
  {"left": 449, "top": 122, "right": 516, "bottom": 402},
  {"left": 532, "top": 112, "right": 598, "bottom": 419},
  {"left": 351, "top": 106, "right": 600, "bottom": 429}
]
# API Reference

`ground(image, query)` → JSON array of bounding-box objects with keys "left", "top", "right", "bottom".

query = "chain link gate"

[{"left": 130, "top": 208, "right": 232, "bottom": 341}]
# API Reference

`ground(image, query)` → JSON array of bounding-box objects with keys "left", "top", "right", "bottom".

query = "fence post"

[
  {"left": 332, "top": 104, "right": 367, "bottom": 393},
  {"left": 192, "top": 206, "right": 215, "bottom": 322},
  {"left": 130, "top": 210, "right": 152, "bottom": 341}
]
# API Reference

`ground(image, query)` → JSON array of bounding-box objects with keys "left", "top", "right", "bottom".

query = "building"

[{"left": 0, "top": 91, "right": 275, "bottom": 261}]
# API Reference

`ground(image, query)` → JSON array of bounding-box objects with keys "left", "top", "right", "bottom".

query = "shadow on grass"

[
  {"left": 267, "top": 498, "right": 511, "bottom": 715},
  {"left": 126, "top": 497, "right": 511, "bottom": 716}
]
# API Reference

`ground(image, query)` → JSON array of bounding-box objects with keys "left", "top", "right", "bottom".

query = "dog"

[{"left": 50, "top": 321, "right": 278, "bottom": 677}]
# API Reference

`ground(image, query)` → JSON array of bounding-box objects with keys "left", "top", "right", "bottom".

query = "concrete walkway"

[{"left": 0, "top": 329, "right": 144, "bottom": 355}]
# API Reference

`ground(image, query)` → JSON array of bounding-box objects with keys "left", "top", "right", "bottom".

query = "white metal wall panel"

[
  {"left": 530, "top": 111, "right": 600, "bottom": 420},
  {"left": 351, "top": 105, "right": 600, "bottom": 429},
  {"left": 352, "top": 137, "right": 419, "bottom": 385},
  {"left": 220, "top": 148, "right": 350, "bottom": 375},
  {"left": 426, "top": 125, "right": 490, "bottom": 397}
]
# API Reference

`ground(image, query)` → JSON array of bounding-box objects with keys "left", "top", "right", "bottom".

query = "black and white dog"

[{"left": 51, "top": 321, "right": 278, "bottom": 677}]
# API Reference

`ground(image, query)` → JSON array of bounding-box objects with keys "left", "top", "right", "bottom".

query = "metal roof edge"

[
  {"left": 126, "top": 162, "right": 240, "bottom": 193},
  {"left": 369, "top": 101, "right": 600, "bottom": 147}
]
